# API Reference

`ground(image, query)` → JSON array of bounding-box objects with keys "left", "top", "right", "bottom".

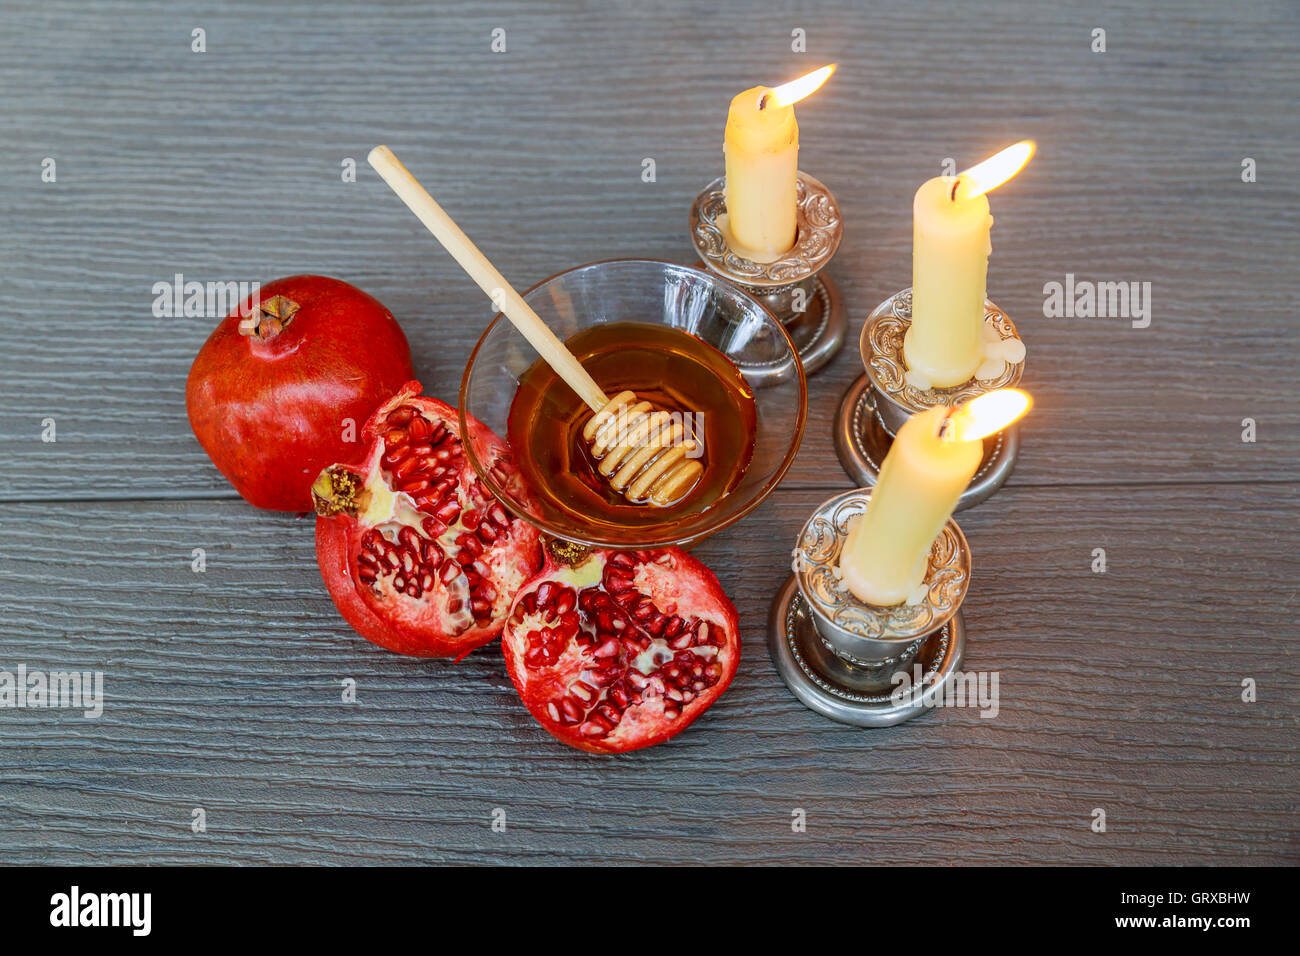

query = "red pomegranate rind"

[
  {"left": 186, "top": 275, "right": 415, "bottom": 511},
  {"left": 502, "top": 547, "right": 740, "bottom": 753},
  {"left": 314, "top": 381, "right": 541, "bottom": 658}
]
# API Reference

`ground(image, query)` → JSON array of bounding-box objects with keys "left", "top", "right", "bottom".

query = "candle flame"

[
  {"left": 943, "top": 389, "right": 1032, "bottom": 443},
  {"left": 765, "top": 64, "right": 836, "bottom": 108},
  {"left": 953, "top": 140, "right": 1036, "bottom": 200}
]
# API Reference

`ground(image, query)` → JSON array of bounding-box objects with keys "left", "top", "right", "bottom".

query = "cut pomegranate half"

[
  {"left": 314, "top": 381, "right": 542, "bottom": 658},
  {"left": 502, "top": 544, "right": 740, "bottom": 753}
]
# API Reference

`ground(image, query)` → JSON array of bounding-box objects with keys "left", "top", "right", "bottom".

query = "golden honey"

[{"left": 508, "top": 322, "right": 756, "bottom": 529}]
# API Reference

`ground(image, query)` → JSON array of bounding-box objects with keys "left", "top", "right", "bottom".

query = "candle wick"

[
  {"left": 949, "top": 177, "right": 961, "bottom": 201},
  {"left": 758, "top": 92, "right": 770, "bottom": 111},
  {"left": 937, "top": 410, "right": 957, "bottom": 441}
]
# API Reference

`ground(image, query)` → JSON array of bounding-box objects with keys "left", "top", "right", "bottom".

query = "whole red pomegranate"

[
  {"left": 502, "top": 544, "right": 740, "bottom": 753},
  {"left": 313, "top": 381, "right": 542, "bottom": 658},
  {"left": 186, "top": 275, "right": 415, "bottom": 511}
]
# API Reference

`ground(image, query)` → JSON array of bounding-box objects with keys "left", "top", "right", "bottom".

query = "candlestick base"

[
  {"left": 768, "top": 576, "right": 966, "bottom": 727},
  {"left": 768, "top": 488, "right": 972, "bottom": 727},
  {"left": 832, "top": 288, "right": 1025, "bottom": 508},
  {"left": 833, "top": 373, "right": 1020, "bottom": 511},
  {"left": 689, "top": 171, "right": 845, "bottom": 375}
]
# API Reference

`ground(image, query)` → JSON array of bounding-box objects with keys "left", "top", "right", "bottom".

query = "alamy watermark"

[
  {"left": 152, "top": 273, "right": 260, "bottom": 319},
  {"left": 1043, "top": 273, "right": 1151, "bottom": 328},
  {"left": 0, "top": 664, "right": 103, "bottom": 718},
  {"left": 891, "top": 664, "right": 1000, "bottom": 718},
  {"left": 50, "top": 886, "right": 150, "bottom": 936}
]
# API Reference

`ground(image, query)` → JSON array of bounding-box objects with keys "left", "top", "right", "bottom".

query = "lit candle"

[
  {"left": 905, "top": 141, "right": 1035, "bottom": 387},
  {"left": 723, "top": 64, "right": 834, "bottom": 262},
  {"left": 838, "top": 389, "right": 1031, "bottom": 606}
]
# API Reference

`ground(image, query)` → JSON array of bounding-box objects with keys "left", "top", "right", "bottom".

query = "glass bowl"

[{"left": 459, "top": 258, "right": 806, "bottom": 548}]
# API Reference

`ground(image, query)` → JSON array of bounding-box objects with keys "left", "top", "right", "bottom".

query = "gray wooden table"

[{"left": 1, "top": 0, "right": 1296, "bottom": 865}]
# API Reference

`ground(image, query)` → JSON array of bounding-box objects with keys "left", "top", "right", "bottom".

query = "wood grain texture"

[
  {"left": 1, "top": 0, "right": 1297, "bottom": 500},
  {"left": 1, "top": 486, "right": 1296, "bottom": 865},
  {"left": 0, "top": 0, "right": 1297, "bottom": 865}
]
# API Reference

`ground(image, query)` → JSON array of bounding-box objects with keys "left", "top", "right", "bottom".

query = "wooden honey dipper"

[{"left": 368, "top": 146, "right": 704, "bottom": 507}]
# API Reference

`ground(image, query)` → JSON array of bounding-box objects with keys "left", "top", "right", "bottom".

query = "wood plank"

[
  {"left": 0, "top": 0, "right": 1297, "bottom": 502},
  {"left": 1, "top": 484, "right": 1294, "bottom": 864}
]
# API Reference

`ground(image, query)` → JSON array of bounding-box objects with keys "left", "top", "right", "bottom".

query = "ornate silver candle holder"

[
  {"left": 834, "top": 288, "right": 1025, "bottom": 511},
  {"left": 768, "top": 488, "right": 971, "bottom": 727},
  {"left": 690, "top": 171, "right": 845, "bottom": 375}
]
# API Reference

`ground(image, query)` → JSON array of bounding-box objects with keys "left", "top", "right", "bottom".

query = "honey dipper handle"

[{"left": 367, "top": 145, "right": 609, "bottom": 413}]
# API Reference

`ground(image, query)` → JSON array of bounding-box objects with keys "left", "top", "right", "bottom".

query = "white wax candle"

[
  {"left": 838, "top": 406, "right": 981, "bottom": 606},
  {"left": 905, "top": 178, "right": 992, "bottom": 388}
]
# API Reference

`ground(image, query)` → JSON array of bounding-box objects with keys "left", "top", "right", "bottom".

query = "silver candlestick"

[
  {"left": 768, "top": 488, "right": 971, "bottom": 727},
  {"left": 834, "top": 288, "right": 1026, "bottom": 511},
  {"left": 690, "top": 171, "right": 845, "bottom": 375}
]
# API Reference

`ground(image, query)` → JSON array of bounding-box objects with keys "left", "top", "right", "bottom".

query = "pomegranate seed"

[
  {"left": 407, "top": 416, "right": 431, "bottom": 441},
  {"left": 560, "top": 698, "right": 583, "bottom": 724},
  {"left": 393, "top": 456, "right": 420, "bottom": 480},
  {"left": 432, "top": 500, "right": 461, "bottom": 525},
  {"left": 397, "top": 477, "right": 431, "bottom": 495}
]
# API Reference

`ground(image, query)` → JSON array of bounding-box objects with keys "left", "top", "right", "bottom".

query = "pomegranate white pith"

[{"left": 502, "top": 549, "right": 739, "bottom": 753}]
